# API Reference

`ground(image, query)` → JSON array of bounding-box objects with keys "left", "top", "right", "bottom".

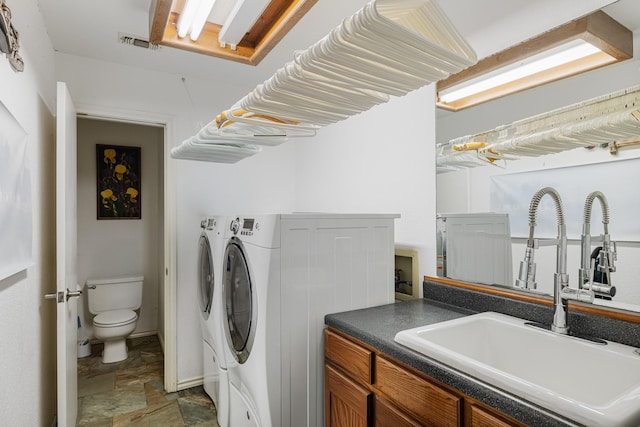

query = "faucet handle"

[
  {"left": 598, "top": 235, "right": 616, "bottom": 272},
  {"left": 561, "top": 286, "right": 595, "bottom": 303},
  {"left": 559, "top": 268, "right": 594, "bottom": 303},
  {"left": 585, "top": 250, "right": 617, "bottom": 298},
  {"left": 602, "top": 240, "right": 617, "bottom": 273}
]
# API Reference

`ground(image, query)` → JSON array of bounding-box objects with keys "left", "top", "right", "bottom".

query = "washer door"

[
  {"left": 198, "top": 233, "right": 214, "bottom": 320},
  {"left": 222, "top": 237, "right": 256, "bottom": 364}
]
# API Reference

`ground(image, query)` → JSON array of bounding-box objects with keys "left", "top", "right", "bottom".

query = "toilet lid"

[{"left": 94, "top": 309, "right": 137, "bottom": 327}]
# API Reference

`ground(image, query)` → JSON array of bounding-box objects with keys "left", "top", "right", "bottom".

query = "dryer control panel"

[{"left": 231, "top": 217, "right": 256, "bottom": 236}]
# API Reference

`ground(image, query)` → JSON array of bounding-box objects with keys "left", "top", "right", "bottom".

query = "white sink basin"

[{"left": 394, "top": 312, "right": 640, "bottom": 427}]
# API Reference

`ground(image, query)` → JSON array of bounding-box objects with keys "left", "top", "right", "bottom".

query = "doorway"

[
  {"left": 73, "top": 114, "right": 177, "bottom": 392},
  {"left": 76, "top": 117, "right": 165, "bottom": 343}
]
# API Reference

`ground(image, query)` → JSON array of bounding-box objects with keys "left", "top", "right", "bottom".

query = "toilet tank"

[{"left": 86, "top": 276, "right": 144, "bottom": 314}]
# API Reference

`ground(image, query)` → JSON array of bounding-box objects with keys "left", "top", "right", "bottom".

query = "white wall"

[
  {"left": 294, "top": 85, "right": 437, "bottom": 285},
  {"left": 437, "top": 39, "right": 640, "bottom": 308},
  {"left": 76, "top": 118, "right": 164, "bottom": 338},
  {"left": 0, "top": 0, "right": 57, "bottom": 425}
]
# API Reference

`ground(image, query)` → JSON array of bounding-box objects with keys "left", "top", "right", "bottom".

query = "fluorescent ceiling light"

[
  {"left": 150, "top": 0, "right": 318, "bottom": 65},
  {"left": 437, "top": 11, "right": 633, "bottom": 111},
  {"left": 439, "top": 41, "right": 603, "bottom": 103},
  {"left": 176, "top": 0, "right": 201, "bottom": 38},
  {"left": 176, "top": 0, "right": 218, "bottom": 41}
]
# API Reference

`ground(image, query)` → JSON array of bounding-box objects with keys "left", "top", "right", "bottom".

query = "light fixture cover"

[
  {"left": 218, "top": 0, "right": 271, "bottom": 48},
  {"left": 437, "top": 11, "right": 633, "bottom": 111}
]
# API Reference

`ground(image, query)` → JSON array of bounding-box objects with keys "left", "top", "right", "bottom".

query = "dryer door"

[
  {"left": 222, "top": 237, "right": 256, "bottom": 364},
  {"left": 198, "top": 233, "right": 214, "bottom": 319}
]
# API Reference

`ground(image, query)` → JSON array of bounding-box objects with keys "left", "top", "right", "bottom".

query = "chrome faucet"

[
  {"left": 579, "top": 191, "right": 617, "bottom": 299},
  {"left": 515, "top": 187, "right": 593, "bottom": 334}
]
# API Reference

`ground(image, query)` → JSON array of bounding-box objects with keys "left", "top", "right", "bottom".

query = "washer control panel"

[{"left": 201, "top": 217, "right": 216, "bottom": 230}]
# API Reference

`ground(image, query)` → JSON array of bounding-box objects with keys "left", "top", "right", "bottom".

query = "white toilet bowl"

[
  {"left": 93, "top": 309, "right": 138, "bottom": 363},
  {"left": 86, "top": 276, "right": 144, "bottom": 364}
]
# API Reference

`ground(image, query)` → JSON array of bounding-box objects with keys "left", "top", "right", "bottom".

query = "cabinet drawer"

[
  {"left": 465, "top": 401, "right": 525, "bottom": 427},
  {"left": 325, "top": 329, "right": 373, "bottom": 385},
  {"left": 375, "top": 355, "right": 461, "bottom": 426}
]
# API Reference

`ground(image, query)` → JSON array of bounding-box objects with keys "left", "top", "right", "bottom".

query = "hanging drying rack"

[
  {"left": 437, "top": 85, "right": 640, "bottom": 173},
  {"left": 171, "top": 0, "right": 476, "bottom": 163}
]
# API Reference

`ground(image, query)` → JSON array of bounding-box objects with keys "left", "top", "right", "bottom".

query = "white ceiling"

[{"left": 35, "top": 0, "right": 639, "bottom": 106}]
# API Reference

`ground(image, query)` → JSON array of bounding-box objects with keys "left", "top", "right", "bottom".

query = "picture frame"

[{"left": 96, "top": 144, "right": 141, "bottom": 220}]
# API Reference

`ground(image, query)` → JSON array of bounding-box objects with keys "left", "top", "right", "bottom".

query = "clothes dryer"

[
  {"left": 198, "top": 216, "right": 229, "bottom": 426},
  {"left": 221, "top": 213, "right": 398, "bottom": 427},
  {"left": 221, "top": 215, "right": 281, "bottom": 427}
]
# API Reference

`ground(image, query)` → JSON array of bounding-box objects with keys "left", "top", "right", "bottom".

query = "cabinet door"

[
  {"left": 325, "top": 364, "right": 371, "bottom": 427},
  {"left": 374, "top": 395, "right": 423, "bottom": 427}
]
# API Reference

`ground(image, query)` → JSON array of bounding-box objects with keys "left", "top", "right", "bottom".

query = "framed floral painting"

[{"left": 96, "top": 144, "right": 141, "bottom": 219}]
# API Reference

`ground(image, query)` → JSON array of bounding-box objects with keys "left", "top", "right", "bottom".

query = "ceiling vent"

[{"left": 118, "top": 33, "right": 159, "bottom": 50}]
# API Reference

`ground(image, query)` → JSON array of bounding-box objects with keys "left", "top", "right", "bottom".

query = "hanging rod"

[{"left": 437, "top": 85, "right": 640, "bottom": 172}]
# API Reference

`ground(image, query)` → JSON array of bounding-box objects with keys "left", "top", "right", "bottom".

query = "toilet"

[{"left": 86, "top": 276, "right": 144, "bottom": 363}]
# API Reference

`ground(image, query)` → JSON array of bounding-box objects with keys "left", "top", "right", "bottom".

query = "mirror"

[
  {"left": 435, "top": 4, "right": 640, "bottom": 314},
  {"left": 437, "top": 157, "right": 640, "bottom": 313}
]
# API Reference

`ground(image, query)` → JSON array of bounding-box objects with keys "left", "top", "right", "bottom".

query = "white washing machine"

[
  {"left": 221, "top": 215, "right": 281, "bottom": 427},
  {"left": 221, "top": 213, "right": 398, "bottom": 427},
  {"left": 198, "top": 216, "right": 229, "bottom": 427}
]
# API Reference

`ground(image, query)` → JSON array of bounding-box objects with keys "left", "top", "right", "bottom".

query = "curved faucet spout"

[
  {"left": 515, "top": 187, "right": 593, "bottom": 335},
  {"left": 583, "top": 191, "right": 610, "bottom": 234},
  {"left": 526, "top": 187, "right": 566, "bottom": 248},
  {"left": 515, "top": 187, "right": 566, "bottom": 291},
  {"left": 580, "top": 191, "right": 616, "bottom": 297}
]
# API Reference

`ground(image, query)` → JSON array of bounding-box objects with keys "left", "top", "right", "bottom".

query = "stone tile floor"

[{"left": 77, "top": 335, "right": 219, "bottom": 426}]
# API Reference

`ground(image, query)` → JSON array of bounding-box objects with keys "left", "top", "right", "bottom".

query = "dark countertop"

[{"left": 325, "top": 298, "right": 580, "bottom": 427}]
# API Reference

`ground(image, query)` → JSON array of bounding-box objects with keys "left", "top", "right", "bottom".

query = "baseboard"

[
  {"left": 130, "top": 330, "right": 158, "bottom": 339},
  {"left": 177, "top": 376, "right": 204, "bottom": 391}
]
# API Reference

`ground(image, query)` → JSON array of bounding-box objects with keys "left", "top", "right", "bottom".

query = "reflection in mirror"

[
  {"left": 435, "top": 3, "right": 640, "bottom": 313},
  {"left": 437, "top": 121, "right": 640, "bottom": 313}
]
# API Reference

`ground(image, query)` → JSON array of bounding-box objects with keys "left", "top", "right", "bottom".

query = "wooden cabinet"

[
  {"left": 324, "top": 328, "right": 525, "bottom": 427},
  {"left": 325, "top": 364, "right": 370, "bottom": 427}
]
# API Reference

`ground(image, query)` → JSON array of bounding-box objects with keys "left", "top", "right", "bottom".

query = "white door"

[{"left": 54, "top": 81, "right": 80, "bottom": 427}]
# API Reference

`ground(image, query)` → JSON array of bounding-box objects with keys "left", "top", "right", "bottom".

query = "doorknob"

[
  {"left": 44, "top": 288, "right": 83, "bottom": 303},
  {"left": 66, "top": 288, "right": 83, "bottom": 300}
]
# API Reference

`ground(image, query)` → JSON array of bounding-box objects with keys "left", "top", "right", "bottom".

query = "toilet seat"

[{"left": 94, "top": 309, "right": 137, "bottom": 327}]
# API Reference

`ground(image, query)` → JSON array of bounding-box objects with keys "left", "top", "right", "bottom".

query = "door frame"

[{"left": 74, "top": 104, "right": 179, "bottom": 392}]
